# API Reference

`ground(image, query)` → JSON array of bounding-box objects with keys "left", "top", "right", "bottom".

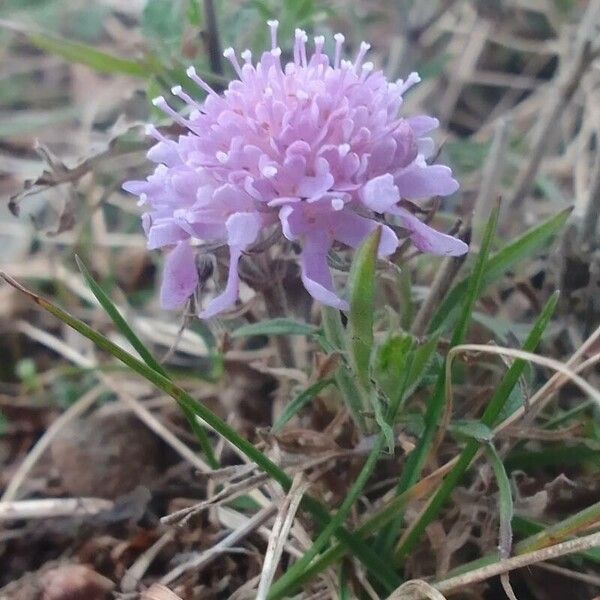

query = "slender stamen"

[
  {"left": 294, "top": 29, "right": 304, "bottom": 67},
  {"left": 152, "top": 96, "right": 192, "bottom": 129},
  {"left": 145, "top": 124, "right": 169, "bottom": 143},
  {"left": 354, "top": 41, "right": 370, "bottom": 71},
  {"left": 186, "top": 66, "right": 221, "bottom": 99},
  {"left": 223, "top": 47, "right": 243, "bottom": 79},
  {"left": 334, "top": 33, "right": 345, "bottom": 69},
  {"left": 298, "top": 29, "right": 308, "bottom": 67},
  {"left": 360, "top": 61, "right": 374, "bottom": 81},
  {"left": 397, "top": 71, "right": 421, "bottom": 94},
  {"left": 267, "top": 19, "right": 279, "bottom": 50},
  {"left": 241, "top": 49, "right": 252, "bottom": 64},
  {"left": 314, "top": 35, "right": 325, "bottom": 59},
  {"left": 171, "top": 85, "right": 199, "bottom": 109}
]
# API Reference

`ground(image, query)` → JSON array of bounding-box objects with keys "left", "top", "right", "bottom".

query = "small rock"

[
  {"left": 40, "top": 565, "right": 114, "bottom": 600},
  {"left": 50, "top": 412, "right": 163, "bottom": 499}
]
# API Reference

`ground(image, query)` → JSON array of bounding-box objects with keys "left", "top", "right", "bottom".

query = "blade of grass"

[
  {"left": 321, "top": 305, "right": 367, "bottom": 431},
  {"left": 382, "top": 202, "right": 501, "bottom": 555},
  {"left": 393, "top": 291, "right": 558, "bottom": 562},
  {"left": 268, "top": 430, "right": 389, "bottom": 599},
  {"left": 0, "top": 20, "right": 149, "bottom": 77},
  {"left": 427, "top": 207, "right": 572, "bottom": 334},
  {"left": 76, "top": 257, "right": 218, "bottom": 468},
  {"left": 272, "top": 378, "right": 334, "bottom": 433},
  {"left": 1, "top": 272, "right": 399, "bottom": 591},
  {"left": 485, "top": 443, "right": 514, "bottom": 559},
  {"left": 76, "top": 257, "right": 167, "bottom": 377},
  {"left": 347, "top": 227, "right": 381, "bottom": 389},
  {"left": 441, "top": 503, "right": 600, "bottom": 582},
  {"left": 268, "top": 341, "right": 416, "bottom": 600},
  {"left": 231, "top": 318, "right": 318, "bottom": 338}
]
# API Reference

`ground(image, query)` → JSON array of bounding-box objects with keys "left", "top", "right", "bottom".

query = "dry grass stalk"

[
  {"left": 256, "top": 473, "right": 311, "bottom": 600},
  {"left": 435, "top": 531, "right": 600, "bottom": 594},
  {"left": 160, "top": 505, "right": 277, "bottom": 586},
  {"left": 0, "top": 497, "right": 113, "bottom": 521},
  {"left": 387, "top": 579, "right": 448, "bottom": 600}
]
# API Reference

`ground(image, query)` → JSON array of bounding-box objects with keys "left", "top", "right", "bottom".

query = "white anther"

[{"left": 262, "top": 165, "right": 278, "bottom": 178}]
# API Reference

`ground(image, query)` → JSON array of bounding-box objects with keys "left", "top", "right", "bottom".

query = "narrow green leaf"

[
  {"left": 1, "top": 22, "right": 149, "bottom": 77},
  {"left": 347, "top": 227, "right": 381, "bottom": 388},
  {"left": 268, "top": 432, "right": 390, "bottom": 599},
  {"left": 381, "top": 205, "right": 501, "bottom": 555},
  {"left": 272, "top": 378, "right": 334, "bottom": 433},
  {"left": 485, "top": 443, "right": 514, "bottom": 558},
  {"left": 320, "top": 306, "right": 368, "bottom": 431},
  {"left": 404, "top": 335, "right": 440, "bottom": 398},
  {"left": 320, "top": 305, "right": 346, "bottom": 351},
  {"left": 451, "top": 201, "right": 501, "bottom": 346},
  {"left": 269, "top": 345, "right": 417, "bottom": 599},
  {"left": 76, "top": 257, "right": 167, "bottom": 377},
  {"left": 373, "top": 334, "right": 413, "bottom": 400},
  {"left": 396, "top": 204, "right": 500, "bottom": 488},
  {"left": 449, "top": 420, "right": 494, "bottom": 442},
  {"left": 75, "top": 257, "right": 218, "bottom": 468},
  {"left": 428, "top": 207, "right": 572, "bottom": 333},
  {"left": 392, "top": 291, "right": 558, "bottom": 562},
  {"left": 2, "top": 273, "right": 398, "bottom": 591},
  {"left": 231, "top": 318, "right": 318, "bottom": 338},
  {"left": 514, "top": 501, "right": 600, "bottom": 557}
]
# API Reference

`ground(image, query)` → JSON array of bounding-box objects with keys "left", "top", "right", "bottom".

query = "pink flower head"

[{"left": 124, "top": 22, "right": 467, "bottom": 317}]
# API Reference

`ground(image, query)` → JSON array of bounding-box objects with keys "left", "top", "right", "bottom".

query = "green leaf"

[
  {"left": 347, "top": 227, "right": 381, "bottom": 388},
  {"left": 272, "top": 378, "right": 334, "bottom": 433},
  {"left": 449, "top": 420, "right": 494, "bottom": 442},
  {"left": 373, "top": 334, "right": 413, "bottom": 400},
  {"left": 404, "top": 335, "right": 440, "bottom": 398},
  {"left": 428, "top": 207, "right": 572, "bottom": 333},
  {"left": 230, "top": 318, "right": 318, "bottom": 338},
  {"left": 392, "top": 291, "right": 558, "bottom": 562},
  {"left": 1, "top": 22, "right": 149, "bottom": 77},
  {"left": 268, "top": 425, "right": 392, "bottom": 599},
  {"left": 76, "top": 257, "right": 167, "bottom": 377},
  {"left": 76, "top": 257, "right": 218, "bottom": 468},
  {"left": 485, "top": 443, "right": 514, "bottom": 558},
  {"left": 451, "top": 201, "right": 501, "bottom": 346},
  {"left": 385, "top": 205, "right": 501, "bottom": 556}
]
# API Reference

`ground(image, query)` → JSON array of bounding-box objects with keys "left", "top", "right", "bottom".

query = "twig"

[
  {"left": 121, "top": 531, "right": 176, "bottom": 593},
  {"left": 435, "top": 531, "right": 600, "bottom": 594},
  {"left": 160, "top": 505, "right": 276, "bottom": 586},
  {"left": 0, "top": 497, "right": 113, "bottom": 521},
  {"left": 495, "top": 324, "right": 600, "bottom": 432},
  {"left": 160, "top": 472, "right": 269, "bottom": 525},
  {"left": 532, "top": 562, "right": 600, "bottom": 588},
  {"left": 447, "top": 344, "right": 600, "bottom": 409},
  {"left": 256, "top": 474, "right": 310, "bottom": 600}
]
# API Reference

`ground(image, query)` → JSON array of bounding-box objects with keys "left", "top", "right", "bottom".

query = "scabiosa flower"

[{"left": 124, "top": 22, "right": 467, "bottom": 317}]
